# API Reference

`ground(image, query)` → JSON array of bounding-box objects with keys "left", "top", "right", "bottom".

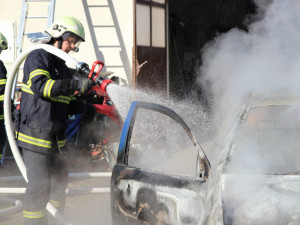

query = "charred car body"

[{"left": 110, "top": 101, "right": 210, "bottom": 225}]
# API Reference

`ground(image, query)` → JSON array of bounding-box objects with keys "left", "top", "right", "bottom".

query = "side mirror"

[{"left": 196, "top": 152, "right": 210, "bottom": 181}]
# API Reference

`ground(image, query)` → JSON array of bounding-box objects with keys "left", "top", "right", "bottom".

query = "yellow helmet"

[
  {"left": 0, "top": 32, "right": 8, "bottom": 51},
  {"left": 45, "top": 16, "right": 85, "bottom": 41}
]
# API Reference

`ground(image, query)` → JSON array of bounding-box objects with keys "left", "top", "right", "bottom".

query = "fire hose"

[
  {"left": 0, "top": 197, "right": 23, "bottom": 218},
  {"left": 3, "top": 44, "right": 111, "bottom": 224}
]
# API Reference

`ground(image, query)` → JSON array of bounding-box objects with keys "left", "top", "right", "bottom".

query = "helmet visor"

[
  {"left": 75, "top": 40, "right": 82, "bottom": 48},
  {"left": 62, "top": 32, "right": 83, "bottom": 52},
  {"left": 73, "top": 40, "right": 82, "bottom": 52}
]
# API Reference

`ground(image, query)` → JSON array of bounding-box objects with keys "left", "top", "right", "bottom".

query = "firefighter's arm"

[
  {"left": 24, "top": 50, "right": 76, "bottom": 98},
  {"left": 30, "top": 74, "right": 94, "bottom": 99},
  {"left": 29, "top": 73, "right": 78, "bottom": 98}
]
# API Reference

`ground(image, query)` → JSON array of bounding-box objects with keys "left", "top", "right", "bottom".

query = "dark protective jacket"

[
  {"left": 16, "top": 48, "right": 81, "bottom": 153},
  {"left": 0, "top": 60, "right": 7, "bottom": 121}
]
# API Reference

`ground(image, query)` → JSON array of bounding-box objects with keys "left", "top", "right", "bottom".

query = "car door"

[{"left": 110, "top": 101, "right": 210, "bottom": 225}]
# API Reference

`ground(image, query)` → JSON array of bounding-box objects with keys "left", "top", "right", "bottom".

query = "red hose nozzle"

[{"left": 100, "top": 79, "right": 112, "bottom": 91}]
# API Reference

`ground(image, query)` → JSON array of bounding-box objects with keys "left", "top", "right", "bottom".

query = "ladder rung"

[
  {"left": 26, "top": 0, "right": 51, "bottom": 2},
  {"left": 98, "top": 45, "right": 121, "bottom": 48},
  {"left": 93, "top": 25, "right": 115, "bottom": 28},
  {"left": 26, "top": 16, "right": 48, "bottom": 19},
  {"left": 105, "top": 65, "right": 124, "bottom": 68},
  {"left": 88, "top": 5, "right": 109, "bottom": 7}
]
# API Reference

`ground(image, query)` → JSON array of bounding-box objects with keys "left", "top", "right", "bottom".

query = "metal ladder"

[{"left": 17, "top": 0, "right": 56, "bottom": 55}]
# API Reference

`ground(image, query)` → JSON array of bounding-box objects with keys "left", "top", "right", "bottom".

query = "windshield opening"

[{"left": 225, "top": 104, "right": 300, "bottom": 175}]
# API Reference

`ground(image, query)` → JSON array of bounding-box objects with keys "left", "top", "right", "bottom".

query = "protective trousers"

[
  {"left": 22, "top": 148, "right": 68, "bottom": 225},
  {"left": 0, "top": 121, "right": 6, "bottom": 161}
]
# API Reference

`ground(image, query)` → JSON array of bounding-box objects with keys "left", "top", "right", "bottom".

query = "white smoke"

[{"left": 199, "top": 0, "right": 300, "bottom": 123}]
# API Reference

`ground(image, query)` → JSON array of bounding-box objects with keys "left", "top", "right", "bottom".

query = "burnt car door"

[{"left": 110, "top": 101, "right": 210, "bottom": 225}]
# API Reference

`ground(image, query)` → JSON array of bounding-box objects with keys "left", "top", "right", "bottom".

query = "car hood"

[{"left": 222, "top": 174, "right": 300, "bottom": 225}]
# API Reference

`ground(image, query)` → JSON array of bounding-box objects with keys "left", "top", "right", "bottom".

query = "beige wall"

[{"left": 0, "top": 0, "right": 133, "bottom": 85}]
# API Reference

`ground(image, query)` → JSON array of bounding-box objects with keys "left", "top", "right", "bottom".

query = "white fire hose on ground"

[
  {"left": 0, "top": 197, "right": 23, "bottom": 218},
  {"left": 3, "top": 44, "right": 101, "bottom": 225}
]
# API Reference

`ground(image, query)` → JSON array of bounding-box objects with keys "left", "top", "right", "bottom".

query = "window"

[{"left": 136, "top": 0, "right": 166, "bottom": 47}]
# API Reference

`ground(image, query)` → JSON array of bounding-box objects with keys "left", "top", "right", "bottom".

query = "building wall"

[{"left": 0, "top": 0, "right": 133, "bottom": 85}]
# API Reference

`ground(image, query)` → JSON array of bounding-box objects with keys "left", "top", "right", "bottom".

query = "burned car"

[
  {"left": 110, "top": 92, "right": 300, "bottom": 225},
  {"left": 110, "top": 101, "right": 211, "bottom": 225},
  {"left": 204, "top": 91, "right": 300, "bottom": 225}
]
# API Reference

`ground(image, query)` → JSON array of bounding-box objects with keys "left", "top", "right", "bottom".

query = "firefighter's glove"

[{"left": 78, "top": 78, "right": 93, "bottom": 93}]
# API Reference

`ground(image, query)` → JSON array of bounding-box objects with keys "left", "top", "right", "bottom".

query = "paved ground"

[{"left": 0, "top": 159, "right": 113, "bottom": 225}]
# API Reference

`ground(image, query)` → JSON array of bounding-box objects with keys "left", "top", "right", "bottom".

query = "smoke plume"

[{"left": 199, "top": 0, "right": 300, "bottom": 123}]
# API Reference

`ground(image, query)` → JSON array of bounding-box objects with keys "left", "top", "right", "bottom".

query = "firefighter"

[
  {"left": 16, "top": 16, "right": 93, "bottom": 225},
  {"left": 0, "top": 32, "right": 8, "bottom": 164}
]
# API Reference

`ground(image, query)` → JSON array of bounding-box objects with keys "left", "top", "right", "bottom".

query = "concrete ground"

[{"left": 0, "top": 159, "right": 113, "bottom": 225}]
